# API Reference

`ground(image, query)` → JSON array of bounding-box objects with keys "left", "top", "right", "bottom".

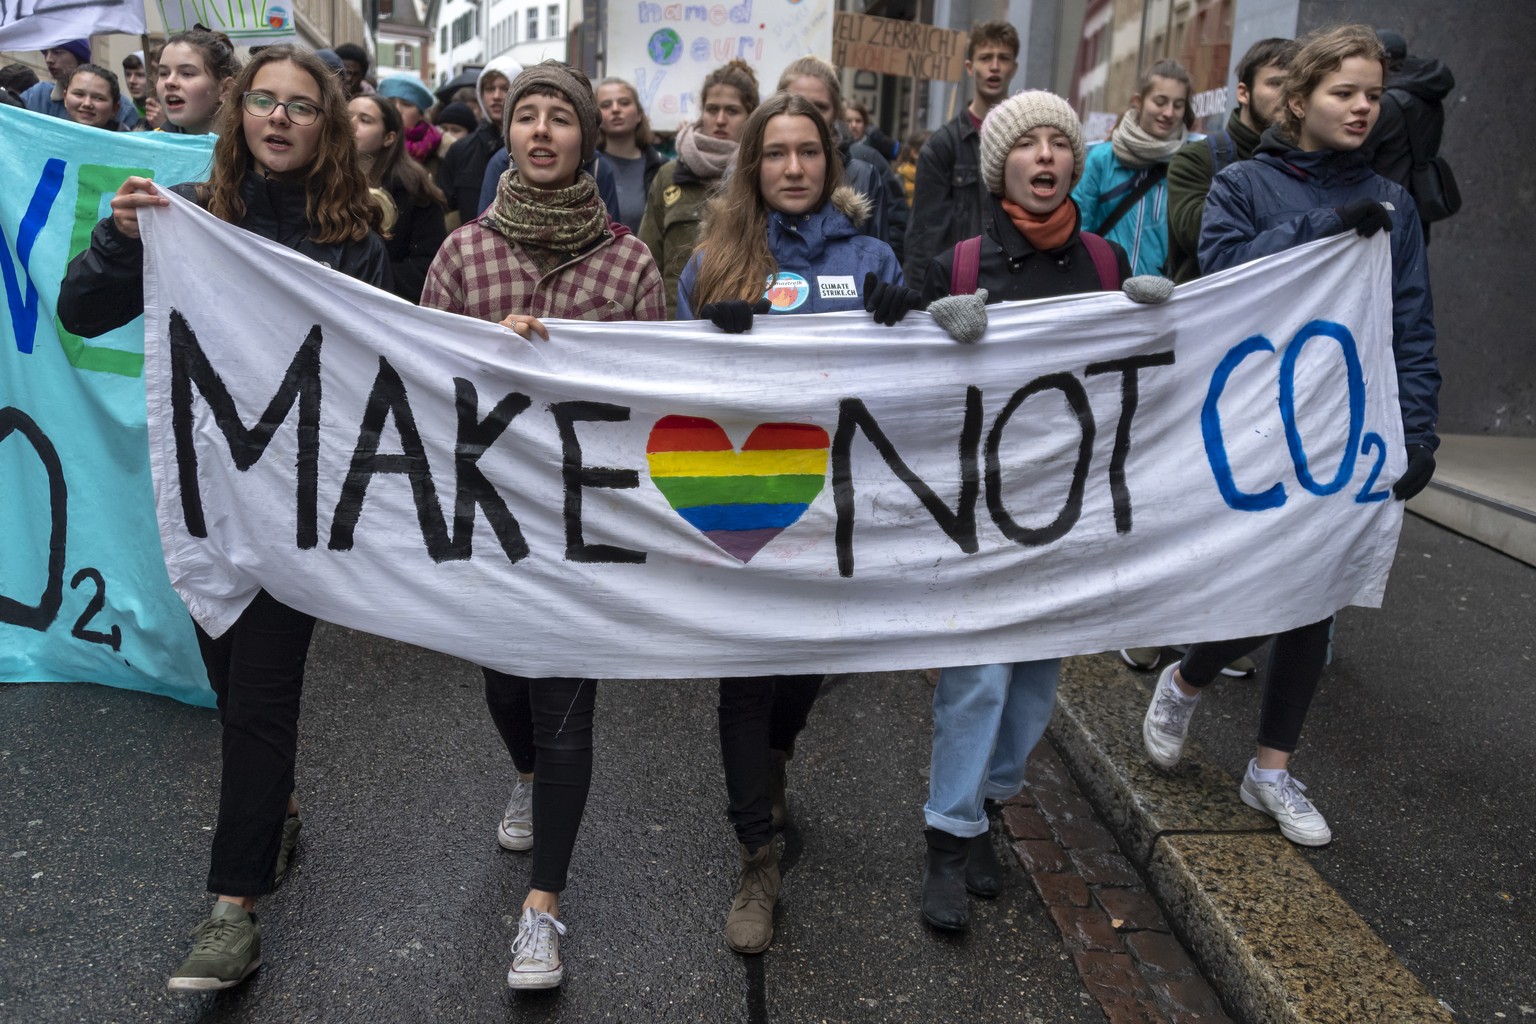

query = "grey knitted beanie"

[
  {"left": 979, "top": 90, "right": 1086, "bottom": 196},
  {"left": 506, "top": 61, "right": 600, "bottom": 165}
]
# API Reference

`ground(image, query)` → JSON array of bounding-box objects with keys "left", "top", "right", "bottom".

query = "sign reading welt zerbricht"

[
  {"left": 833, "top": 13, "right": 968, "bottom": 82},
  {"left": 606, "top": 0, "right": 834, "bottom": 132}
]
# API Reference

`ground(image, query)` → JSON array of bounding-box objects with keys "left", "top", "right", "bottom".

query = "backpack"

[
  {"left": 948, "top": 232, "right": 1121, "bottom": 296},
  {"left": 1386, "top": 89, "right": 1462, "bottom": 223},
  {"left": 1205, "top": 130, "right": 1237, "bottom": 178}
]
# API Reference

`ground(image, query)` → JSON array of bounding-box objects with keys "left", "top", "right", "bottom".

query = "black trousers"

[
  {"left": 483, "top": 669, "right": 536, "bottom": 774},
  {"left": 197, "top": 590, "right": 316, "bottom": 897},
  {"left": 510, "top": 676, "right": 595, "bottom": 895},
  {"left": 718, "top": 675, "right": 823, "bottom": 852},
  {"left": 1180, "top": 617, "right": 1333, "bottom": 754}
]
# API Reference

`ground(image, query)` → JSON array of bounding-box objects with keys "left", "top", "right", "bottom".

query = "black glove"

[
  {"left": 1336, "top": 200, "right": 1392, "bottom": 238},
  {"left": 863, "top": 271, "right": 925, "bottom": 326},
  {"left": 1392, "top": 444, "right": 1436, "bottom": 500},
  {"left": 701, "top": 298, "right": 770, "bottom": 333}
]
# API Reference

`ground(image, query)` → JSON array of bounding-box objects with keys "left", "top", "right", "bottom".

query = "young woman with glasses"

[{"left": 59, "top": 45, "right": 390, "bottom": 994}]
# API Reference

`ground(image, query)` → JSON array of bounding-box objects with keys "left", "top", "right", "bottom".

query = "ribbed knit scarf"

[
  {"left": 1110, "top": 111, "right": 1187, "bottom": 168},
  {"left": 478, "top": 169, "right": 609, "bottom": 277},
  {"left": 1001, "top": 197, "right": 1077, "bottom": 252},
  {"left": 405, "top": 121, "right": 442, "bottom": 162},
  {"left": 676, "top": 121, "right": 738, "bottom": 180}
]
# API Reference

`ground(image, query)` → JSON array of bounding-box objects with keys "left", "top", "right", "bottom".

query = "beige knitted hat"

[
  {"left": 505, "top": 60, "right": 601, "bottom": 165},
  {"left": 979, "top": 90, "right": 1086, "bottom": 196}
]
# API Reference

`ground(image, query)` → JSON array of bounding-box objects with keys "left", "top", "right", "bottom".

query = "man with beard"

[
  {"left": 901, "top": 20, "right": 1018, "bottom": 291},
  {"left": 1164, "top": 38, "right": 1298, "bottom": 283}
]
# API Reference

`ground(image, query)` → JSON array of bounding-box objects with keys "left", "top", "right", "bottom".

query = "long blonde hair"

[
  {"left": 202, "top": 46, "right": 378, "bottom": 243},
  {"left": 689, "top": 94, "right": 845, "bottom": 309}
]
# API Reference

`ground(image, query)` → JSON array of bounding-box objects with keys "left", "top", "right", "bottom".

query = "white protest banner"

[
  {"left": 607, "top": 0, "right": 834, "bottom": 132},
  {"left": 155, "top": 0, "right": 294, "bottom": 44},
  {"left": 140, "top": 189, "right": 1405, "bottom": 679},
  {"left": 0, "top": 107, "right": 214, "bottom": 707},
  {"left": 0, "top": 0, "right": 146, "bottom": 49}
]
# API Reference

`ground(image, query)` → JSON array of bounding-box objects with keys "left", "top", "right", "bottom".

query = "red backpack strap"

[
  {"left": 1080, "top": 232, "right": 1122, "bottom": 291},
  {"left": 949, "top": 235, "right": 982, "bottom": 295}
]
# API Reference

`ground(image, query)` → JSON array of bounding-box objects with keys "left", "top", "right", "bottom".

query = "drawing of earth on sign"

[
  {"left": 268, "top": 5, "right": 290, "bottom": 28},
  {"left": 647, "top": 29, "right": 683, "bottom": 65},
  {"left": 647, "top": 416, "right": 830, "bottom": 562}
]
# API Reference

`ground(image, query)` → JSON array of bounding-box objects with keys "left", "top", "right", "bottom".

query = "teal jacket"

[{"left": 1072, "top": 141, "right": 1171, "bottom": 277}]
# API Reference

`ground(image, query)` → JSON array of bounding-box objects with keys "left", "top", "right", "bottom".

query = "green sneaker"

[
  {"left": 1119, "top": 647, "right": 1162, "bottom": 671},
  {"left": 273, "top": 815, "right": 301, "bottom": 888},
  {"left": 166, "top": 901, "right": 262, "bottom": 992}
]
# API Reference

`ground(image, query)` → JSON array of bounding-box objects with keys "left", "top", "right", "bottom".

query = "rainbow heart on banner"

[{"left": 646, "top": 415, "right": 830, "bottom": 562}]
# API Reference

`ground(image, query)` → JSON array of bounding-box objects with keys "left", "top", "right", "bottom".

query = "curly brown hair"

[
  {"left": 1276, "top": 25, "right": 1386, "bottom": 143},
  {"left": 202, "top": 46, "right": 378, "bottom": 243}
]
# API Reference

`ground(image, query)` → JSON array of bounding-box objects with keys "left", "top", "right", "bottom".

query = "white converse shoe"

[
  {"left": 1142, "top": 662, "right": 1199, "bottom": 768},
  {"left": 507, "top": 906, "right": 566, "bottom": 989},
  {"left": 1240, "top": 762, "right": 1333, "bottom": 846},
  {"left": 497, "top": 776, "right": 533, "bottom": 851}
]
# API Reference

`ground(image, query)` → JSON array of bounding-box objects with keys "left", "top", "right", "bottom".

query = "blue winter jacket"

[
  {"left": 1200, "top": 128, "right": 1439, "bottom": 450},
  {"left": 676, "top": 186, "right": 902, "bottom": 319},
  {"left": 1073, "top": 141, "right": 1171, "bottom": 277}
]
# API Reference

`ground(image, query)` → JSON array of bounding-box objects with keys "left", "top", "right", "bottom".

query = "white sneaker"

[
  {"left": 507, "top": 906, "right": 566, "bottom": 989},
  {"left": 497, "top": 776, "right": 533, "bottom": 851},
  {"left": 1240, "top": 762, "right": 1333, "bottom": 846},
  {"left": 1142, "top": 662, "right": 1199, "bottom": 768}
]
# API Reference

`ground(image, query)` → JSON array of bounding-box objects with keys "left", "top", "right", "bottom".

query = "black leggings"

[
  {"left": 197, "top": 590, "right": 317, "bottom": 897},
  {"left": 1180, "top": 616, "right": 1333, "bottom": 754},
  {"left": 718, "top": 675, "right": 823, "bottom": 852},
  {"left": 483, "top": 669, "right": 536, "bottom": 774},
  {"left": 517, "top": 676, "right": 595, "bottom": 895}
]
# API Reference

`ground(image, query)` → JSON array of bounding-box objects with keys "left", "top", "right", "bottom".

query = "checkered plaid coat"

[{"left": 421, "top": 220, "right": 667, "bottom": 324}]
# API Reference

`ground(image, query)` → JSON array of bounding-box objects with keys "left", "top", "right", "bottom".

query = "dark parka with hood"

[
  {"left": 1199, "top": 128, "right": 1439, "bottom": 451},
  {"left": 1363, "top": 56, "right": 1455, "bottom": 192}
]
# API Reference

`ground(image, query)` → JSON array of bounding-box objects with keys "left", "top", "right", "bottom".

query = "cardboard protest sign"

[
  {"left": 0, "top": 106, "right": 215, "bottom": 706},
  {"left": 606, "top": 0, "right": 834, "bottom": 132},
  {"left": 140, "top": 188, "right": 1407, "bottom": 680}
]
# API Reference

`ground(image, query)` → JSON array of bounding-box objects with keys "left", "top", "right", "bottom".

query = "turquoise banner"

[{"left": 1, "top": 106, "right": 217, "bottom": 706}]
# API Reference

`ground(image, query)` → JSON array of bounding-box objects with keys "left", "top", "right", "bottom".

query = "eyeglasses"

[{"left": 242, "top": 91, "right": 320, "bottom": 126}]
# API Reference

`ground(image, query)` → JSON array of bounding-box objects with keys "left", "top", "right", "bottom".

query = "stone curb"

[{"left": 1045, "top": 654, "right": 1456, "bottom": 1024}]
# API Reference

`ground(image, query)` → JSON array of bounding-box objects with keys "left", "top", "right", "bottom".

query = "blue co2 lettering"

[{"left": 1203, "top": 320, "right": 1390, "bottom": 511}]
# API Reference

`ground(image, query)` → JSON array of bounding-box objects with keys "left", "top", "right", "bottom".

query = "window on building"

[
  {"left": 526, "top": 7, "right": 538, "bottom": 40},
  {"left": 547, "top": 4, "right": 559, "bottom": 38},
  {"left": 440, "top": 25, "right": 448, "bottom": 50},
  {"left": 394, "top": 43, "right": 414, "bottom": 68}
]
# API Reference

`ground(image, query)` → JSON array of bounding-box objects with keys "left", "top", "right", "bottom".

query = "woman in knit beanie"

[
  {"left": 420, "top": 59, "right": 665, "bottom": 992},
  {"left": 871, "top": 89, "right": 1149, "bottom": 934}
]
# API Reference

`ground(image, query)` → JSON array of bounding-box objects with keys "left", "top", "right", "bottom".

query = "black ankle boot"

[
  {"left": 921, "top": 829, "right": 970, "bottom": 932},
  {"left": 965, "top": 831, "right": 1004, "bottom": 898}
]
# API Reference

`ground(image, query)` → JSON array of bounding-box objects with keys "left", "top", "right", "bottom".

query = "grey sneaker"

[
  {"left": 273, "top": 815, "right": 301, "bottom": 888},
  {"left": 1142, "top": 662, "right": 1199, "bottom": 768},
  {"left": 506, "top": 906, "right": 566, "bottom": 989},
  {"left": 497, "top": 777, "right": 533, "bottom": 851},
  {"left": 166, "top": 901, "right": 262, "bottom": 992},
  {"left": 1120, "top": 647, "right": 1161, "bottom": 670},
  {"left": 1240, "top": 762, "right": 1333, "bottom": 846}
]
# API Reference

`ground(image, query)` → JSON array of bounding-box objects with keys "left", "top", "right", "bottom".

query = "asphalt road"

[
  {"left": 1, "top": 649, "right": 1109, "bottom": 1023},
  {"left": 1183, "top": 513, "right": 1535, "bottom": 1022}
]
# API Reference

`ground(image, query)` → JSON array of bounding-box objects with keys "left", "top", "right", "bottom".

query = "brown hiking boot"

[{"left": 724, "top": 842, "right": 781, "bottom": 954}]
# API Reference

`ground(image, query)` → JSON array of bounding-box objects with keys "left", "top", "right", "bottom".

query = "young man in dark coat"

[{"left": 901, "top": 20, "right": 1018, "bottom": 292}]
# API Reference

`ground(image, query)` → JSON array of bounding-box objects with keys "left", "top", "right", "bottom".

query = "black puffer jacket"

[
  {"left": 60, "top": 172, "right": 392, "bottom": 338},
  {"left": 383, "top": 178, "right": 448, "bottom": 304},
  {"left": 920, "top": 196, "right": 1129, "bottom": 304},
  {"left": 1363, "top": 57, "right": 1455, "bottom": 190}
]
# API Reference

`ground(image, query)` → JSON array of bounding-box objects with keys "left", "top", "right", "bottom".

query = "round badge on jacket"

[{"left": 764, "top": 272, "right": 810, "bottom": 312}]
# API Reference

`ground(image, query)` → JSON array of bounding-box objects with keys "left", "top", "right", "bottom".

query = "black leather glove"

[
  {"left": 863, "top": 271, "right": 925, "bottom": 326},
  {"left": 1392, "top": 444, "right": 1436, "bottom": 500},
  {"left": 700, "top": 298, "right": 770, "bottom": 333},
  {"left": 1336, "top": 200, "right": 1392, "bottom": 238}
]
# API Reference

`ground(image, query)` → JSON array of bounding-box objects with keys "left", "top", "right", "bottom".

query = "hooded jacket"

[
  {"left": 436, "top": 55, "right": 523, "bottom": 225},
  {"left": 920, "top": 196, "right": 1129, "bottom": 305},
  {"left": 60, "top": 173, "right": 391, "bottom": 338},
  {"left": 1073, "top": 140, "right": 1173, "bottom": 278},
  {"left": 902, "top": 111, "right": 986, "bottom": 293},
  {"left": 1363, "top": 57, "right": 1456, "bottom": 196},
  {"left": 1199, "top": 129, "right": 1439, "bottom": 450},
  {"left": 676, "top": 185, "right": 902, "bottom": 320}
]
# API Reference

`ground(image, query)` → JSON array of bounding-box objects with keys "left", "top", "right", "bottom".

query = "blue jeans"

[{"left": 924, "top": 659, "right": 1061, "bottom": 838}]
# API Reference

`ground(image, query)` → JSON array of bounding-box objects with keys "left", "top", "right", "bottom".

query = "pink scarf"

[{"left": 406, "top": 121, "right": 442, "bottom": 162}]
